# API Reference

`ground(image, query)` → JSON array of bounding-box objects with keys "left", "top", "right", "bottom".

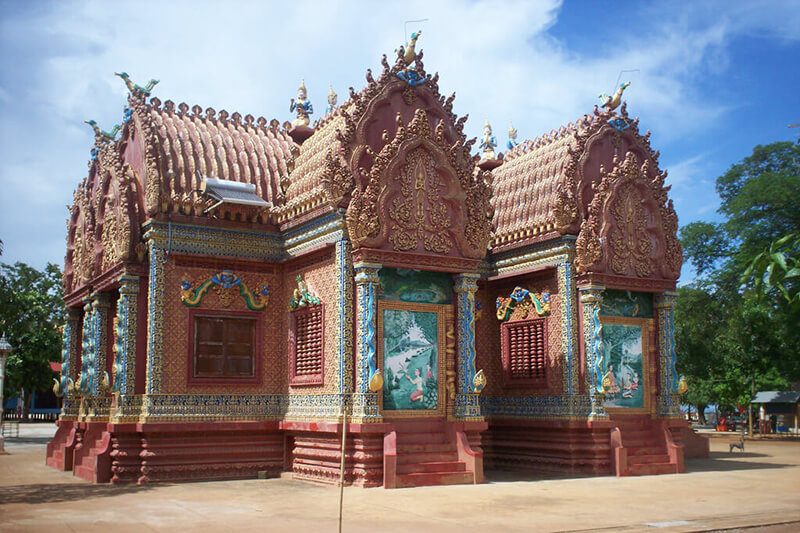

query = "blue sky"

[{"left": 1, "top": 0, "right": 798, "bottom": 280}]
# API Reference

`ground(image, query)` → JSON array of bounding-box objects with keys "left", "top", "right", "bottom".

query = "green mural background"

[{"left": 379, "top": 268, "right": 453, "bottom": 304}]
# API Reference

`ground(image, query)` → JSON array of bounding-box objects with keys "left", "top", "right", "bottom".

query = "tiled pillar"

[
  {"left": 579, "top": 285, "right": 607, "bottom": 419},
  {"left": 655, "top": 291, "right": 680, "bottom": 417},
  {"left": 335, "top": 238, "right": 354, "bottom": 395},
  {"left": 453, "top": 273, "right": 481, "bottom": 419},
  {"left": 60, "top": 308, "right": 81, "bottom": 395},
  {"left": 78, "top": 293, "right": 110, "bottom": 397},
  {"left": 352, "top": 262, "right": 382, "bottom": 421},
  {"left": 145, "top": 243, "right": 167, "bottom": 395},
  {"left": 113, "top": 274, "right": 140, "bottom": 397}
]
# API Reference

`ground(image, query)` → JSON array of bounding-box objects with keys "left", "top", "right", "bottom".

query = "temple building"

[{"left": 46, "top": 36, "right": 707, "bottom": 487}]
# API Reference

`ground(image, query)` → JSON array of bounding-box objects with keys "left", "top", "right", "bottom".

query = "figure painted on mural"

[
  {"left": 289, "top": 80, "right": 314, "bottom": 127},
  {"left": 602, "top": 363, "right": 621, "bottom": 394},
  {"left": 479, "top": 120, "right": 498, "bottom": 161},
  {"left": 407, "top": 367, "right": 426, "bottom": 402}
]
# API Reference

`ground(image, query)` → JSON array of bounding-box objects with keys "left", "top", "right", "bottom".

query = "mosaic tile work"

[
  {"left": 113, "top": 275, "right": 139, "bottom": 396},
  {"left": 287, "top": 253, "right": 340, "bottom": 394},
  {"left": 336, "top": 238, "right": 354, "bottom": 394},
  {"left": 655, "top": 292, "right": 681, "bottom": 417}
]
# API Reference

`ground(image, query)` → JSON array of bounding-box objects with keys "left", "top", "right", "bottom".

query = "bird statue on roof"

[
  {"left": 507, "top": 122, "right": 519, "bottom": 150},
  {"left": 599, "top": 81, "right": 630, "bottom": 112},
  {"left": 114, "top": 72, "right": 159, "bottom": 96},
  {"left": 84, "top": 120, "right": 120, "bottom": 141},
  {"left": 403, "top": 30, "right": 422, "bottom": 66}
]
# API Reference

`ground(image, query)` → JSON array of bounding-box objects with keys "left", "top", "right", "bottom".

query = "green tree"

[
  {"left": 677, "top": 141, "right": 800, "bottom": 427},
  {"left": 0, "top": 262, "right": 64, "bottom": 419}
]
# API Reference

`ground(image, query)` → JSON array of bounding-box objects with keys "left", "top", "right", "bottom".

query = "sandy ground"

[{"left": 1, "top": 423, "right": 799, "bottom": 532}]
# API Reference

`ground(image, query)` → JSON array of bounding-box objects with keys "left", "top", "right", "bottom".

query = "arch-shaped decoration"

[
  {"left": 345, "top": 108, "right": 492, "bottom": 260},
  {"left": 575, "top": 151, "right": 681, "bottom": 281}
]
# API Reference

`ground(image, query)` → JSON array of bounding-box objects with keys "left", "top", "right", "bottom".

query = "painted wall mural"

[
  {"left": 600, "top": 319, "right": 648, "bottom": 410},
  {"left": 378, "top": 268, "right": 453, "bottom": 304},
  {"left": 381, "top": 308, "right": 440, "bottom": 412},
  {"left": 600, "top": 289, "right": 653, "bottom": 318}
]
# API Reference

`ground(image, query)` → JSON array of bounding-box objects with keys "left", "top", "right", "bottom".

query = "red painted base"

[
  {"left": 484, "top": 419, "right": 614, "bottom": 476},
  {"left": 45, "top": 420, "right": 81, "bottom": 471},
  {"left": 46, "top": 421, "right": 284, "bottom": 484}
]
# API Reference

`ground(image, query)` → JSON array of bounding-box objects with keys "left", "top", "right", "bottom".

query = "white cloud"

[{"left": 0, "top": 0, "right": 797, "bottom": 267}]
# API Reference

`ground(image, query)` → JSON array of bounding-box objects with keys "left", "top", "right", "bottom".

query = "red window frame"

[
  {"left": 500, "top": 318, "right": 547, "bottom": 387},
  {"left": 288, "top": 304, "right": 325, "bottom": 386},
  {"left": 187, "top": 309, "right": 262, "bottom": 385}
]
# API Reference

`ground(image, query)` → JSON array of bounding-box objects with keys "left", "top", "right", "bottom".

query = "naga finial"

[
  {"left": 599, "top": 81, "right": 631, "bottom": 112},
  {"left": 84, "top": 120, "right": 120, "bottom": 142},
  {"left": 326, "top": 85, "right": 337, "bottom": 114},
  {"left": 507, "top": 122, "right": 519, "bottom": 150},
  {"left": 114, "top": 71, "right": 159, "bottom": 96},
  {"left": 289, "top": 79, "right": 314, "bottom": 128}
]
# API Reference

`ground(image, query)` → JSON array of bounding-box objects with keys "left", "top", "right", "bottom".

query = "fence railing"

[{"left": 1, "top": 410, "right": 60, "bottom": 422}]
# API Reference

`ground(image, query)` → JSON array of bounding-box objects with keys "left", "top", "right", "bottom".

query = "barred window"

[
  {"left": 289, "top": 304, "right": 324, "bottom": 386},
  {"left": 193, "top": 315, "right": 256, "bottom": 379},
  {"left": 500, "top": 318, "right": 547, "bottom": 386}
]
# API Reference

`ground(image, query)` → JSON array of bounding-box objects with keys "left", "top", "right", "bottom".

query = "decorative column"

[
  {"left": 113, "top": 275, "right": 140, "bottom": 397},
  {"left": 78, "top": 293, "right": 111, "bottom": 398},
  {"left": 351, "top": 262, "right": 382, "bottom": 421},
  {"left": 579, "top": 285, "right": 607, "bottom": 419},
  {"left": 0, "top": 335, "right": 12, "bottom": 454},
  {"left": 79, "top": 297, "right": 95, "bottom": 396},
  {"left": 335, "top": 238, "right": 354, "bottom": 395},
  {"left": 655, "top": 291, "right": 680, "bottom": 417},
  {"left": 453, "top": 273, "right": 481, "bottom": 419},
  {"left": 59, "top": 308, "right": 82, "bottom": 418},
  {"left": 145, "top": 243, "right": 167, "bottom": 395}
]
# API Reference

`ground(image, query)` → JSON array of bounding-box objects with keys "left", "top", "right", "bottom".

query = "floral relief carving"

[
  {"left": 576, "top": 150, "right": 680, "bottom": 280},
  {"left": 388, "top": 147, "right": 452, "bottom": 253},
  {"left": 609, "top": 183, "right": 652, "bottom": 277}
]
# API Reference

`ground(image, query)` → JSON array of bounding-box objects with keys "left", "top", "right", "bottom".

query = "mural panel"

[
  {"left": 601, "top": 289, "right": 653, "bottom": 318},
  {"left": 601, "top": 317, "right": 650, "bottom": 411},
  {"left": 378, "top": 268, "right": 453, "bottom": 304},
  {"left": 378, "top": 302, "right": 446, "bottom": 416}
]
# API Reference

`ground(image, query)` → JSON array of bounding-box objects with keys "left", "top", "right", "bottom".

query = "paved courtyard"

[{"left": 1, "top": 424, "right": 799, "bottom": 532}]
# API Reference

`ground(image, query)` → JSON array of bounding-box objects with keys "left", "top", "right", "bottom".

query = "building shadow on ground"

[
  {"left": 687, "top": 451, "right": 795, "bottom": 473},
  {"left": 0, "top": 482, "right": 160, "bottom": 505},
  {"left": 485, "top": 470, "right": 594, "bottom": 483}
]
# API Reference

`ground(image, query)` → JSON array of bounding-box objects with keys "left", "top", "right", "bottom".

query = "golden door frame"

[{"left": 377, "top": 300, "right": 448, "bottom": 419}]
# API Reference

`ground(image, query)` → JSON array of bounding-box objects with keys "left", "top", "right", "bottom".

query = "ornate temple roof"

[
  {"left": 490, "top": 112, "right": 603, "bottom": 248},
  {"left": 140, "top": 98, "right": 295, "bottom": 215}
]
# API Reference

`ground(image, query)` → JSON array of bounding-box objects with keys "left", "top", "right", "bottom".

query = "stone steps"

[{"left": 395, "top": 471, "right": 475, "bottom": 488}]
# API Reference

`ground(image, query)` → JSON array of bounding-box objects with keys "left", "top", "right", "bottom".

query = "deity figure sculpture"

[
  {"left": 479, "top": 120, "right": 498, "bottom": 161},
  {"left": 326, "top": 85, "right": 337, "bottom": 114},
  {"left": 289, "top": 80, "right": 314, "bottom": 128},
  {"left": 396, "top": 31, "right": 427, "bottom": 87},
  {"left": 507, "top": 122, "right": 518, "bottom": 150},
  {"left": 599, "top": 81, "right": 631, "bottom": 112}
]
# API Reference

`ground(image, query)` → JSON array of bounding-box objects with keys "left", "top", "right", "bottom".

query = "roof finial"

[
  {"left": 84, "top": 120, "right": 120, "bottom": 142},
  {"left": 288, "top": 79, "right": 315, "bottom": 143},
  {"left": 326, "top": 85, "right": 337, "bottom": 114},
  {"left": 478, "top": 119, "right": 503, "bottom": 171},
  {"left": 599, "top": 81, "right": 630, "bottom": 112},
  {"left": 114, "top": 71, "right": 159, "bottom": 96},
  {"left": 507, "top": 122, "right": 518, "bottom": 150}
]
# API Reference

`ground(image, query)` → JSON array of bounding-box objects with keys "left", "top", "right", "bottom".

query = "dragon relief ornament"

[
  {"left": 496, "top": 287, "right": 552, "bottom": 322},
  {"left": 180, "top": 270, "right": 270, "bottom": 311},
  {"left": 289, "top": 275, "right": 321, "bottom": 310}
]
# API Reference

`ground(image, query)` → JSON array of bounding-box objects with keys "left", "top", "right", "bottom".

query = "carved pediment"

[
  {"left": 575, "top": 151, "right": 681, "bottom": 280},
  {"left": 345, "top": 108, "right": 492, "bottom": 260}
]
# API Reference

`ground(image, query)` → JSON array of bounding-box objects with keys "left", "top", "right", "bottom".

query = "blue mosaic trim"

[
  {"left": 146, "top": 244, "right": 166, "bottom": 394},
  {"left": 143, "top": 221, "right": 285, "bottom": 260},
  {"left": 454, "top": 274, "right": 479, "bottom": 394},
  {"left": 559, "top": 262, "right": 577, "bottom": 396},
  {"left": 60, "top": 318, "right": 72, "bottom": 395},
  {"left": 336, "top": 238, "right": 354, "bottom": 394},
  {"left": 354, "top": 265, "right": 380, "bottom": 394}
]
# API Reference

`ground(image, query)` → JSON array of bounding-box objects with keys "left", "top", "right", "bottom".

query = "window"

[
  {"left": 500, "top": 318, "right": 547, "bottom": 386},
  {"left": 193, "top": 315, "right": 256, "bottom": 379},
  {"left": 289, "top": 305, "right": 324, "bottom": 386}
]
